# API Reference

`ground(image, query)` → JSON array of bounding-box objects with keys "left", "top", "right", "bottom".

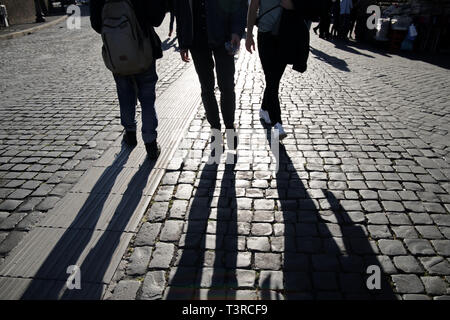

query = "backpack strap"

[{"left": 256, "top": 5, "right": 281, "bottom": 25}]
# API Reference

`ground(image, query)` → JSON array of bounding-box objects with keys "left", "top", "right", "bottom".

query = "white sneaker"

[
  {"left": 273, "top": 122, "right": 287, "bottom": 140},
  {"left": 259, "top": 109, "right": 271, "bottom": 125}
]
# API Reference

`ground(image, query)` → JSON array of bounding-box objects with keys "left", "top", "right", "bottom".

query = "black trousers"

[
  {"left": 190, "top": 45, "right": 236, "bottom": 130},
  {"left": 169, "top": 10, "right": 175, "bottom": 31},
  {"left": 257, "top": 32, "right": 287, "bottom": 125},
  {"left": 319, "top": 14, "right": 331, "bottom": 38},
  {"left": 339, "top": 14, "right": 351, "bottom": 39}
]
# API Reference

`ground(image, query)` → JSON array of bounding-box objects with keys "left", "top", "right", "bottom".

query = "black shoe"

[
  {"left": 146, "top": 141, "right": 160, "bottom": 160},
  {"left": 123, "top": 130, "right": 137, "bottom": 146}
]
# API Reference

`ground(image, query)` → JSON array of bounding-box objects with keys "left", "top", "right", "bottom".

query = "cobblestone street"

[
  {"left": 108, "top": 25, "right": 450, "bottom": 300},
  {"left": 0, "top": 5, "right": 450, "bottom": 300}
]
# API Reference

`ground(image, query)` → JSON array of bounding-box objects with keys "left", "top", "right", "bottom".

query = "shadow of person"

[
  {"left": 21, "top": 144, "right": 155, "bottom": 299},
  {"left": 161, "top": 36, "right": 179, "bottom": 52},
  {"left": 343, "top": 38, "right": 450, "bottom": 70},
  {"left": 334, "top": 41, "right": 375, "bottom": 58},
  {"left": 395, "top": 50, "right": 450, "bottom": 71},
  {"left": 261, "top": 135, "right": 395, "bottom": 300},
  {"left": 323, "top": 190, "right": 396, "bottom": 300},
  {"left": 343, "top": 40, "right": 392, "bottom": 58},
  {"left": 165, "top": 163, "right": 219, "bottom": 299},
  {"left": 310, "top": 47, "right": 351, "bottom": 72},
  {"left": 209, "top": 161, "right": 236, "bottom": 300},
  {"left": 165, "top": 158, "right": 237, "bottom": 300}
]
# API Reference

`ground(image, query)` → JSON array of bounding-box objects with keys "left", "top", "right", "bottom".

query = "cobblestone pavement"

[
  {"left": 106, "top": 29, "right": 450, "bottom": 300},
  {"left": 0, "top": 5, "right": 188, "bottom": 266}
]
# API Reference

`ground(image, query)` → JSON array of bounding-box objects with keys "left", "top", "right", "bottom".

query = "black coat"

[
  {"left": 278, "top": 3, "right": 310, "bottom": 73},
  {"left": 89, "top": 0, "right": 167, "bottom": 60},
  {"left": 175, "top": 0, "right": 248, "bottom": 49}
]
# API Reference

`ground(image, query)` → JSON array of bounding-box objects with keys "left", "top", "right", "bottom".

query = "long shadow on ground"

[
  {"left": 260, "top": 134, "right": 396, "bottom": 300},
  {"left": 21, "top": 143, "right": 155, "bottom": 299}
]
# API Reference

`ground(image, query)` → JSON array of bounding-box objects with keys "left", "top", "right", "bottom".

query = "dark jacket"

[
  {"left": 90, "top": 0, "right": 167, "bottom": 60},
  {"left": 168, "top": 0, "right": 175, "bottom": 12},
  {"left": 175, "top": 0, "right": 248, "bottom": 49},
  {"left": 332, "top": 0, "right": 341, "bottom": 18},
  {"left": 278, "top": 2, "right": 310, "bottom": 73}
]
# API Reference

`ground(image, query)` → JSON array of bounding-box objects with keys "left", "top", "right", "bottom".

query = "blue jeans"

[{"left": 113, "top": 63, "right": 158, "bottom": 144}]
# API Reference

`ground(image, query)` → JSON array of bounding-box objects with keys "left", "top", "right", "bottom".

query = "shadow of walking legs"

[
  {"left": 21, "top": 145, "right": 156, "bottom": 299},
  {"left": 165, "top": 163, "right": 218, "bottom": 299},
  {"left": 262, "top": 134, "right": 396, "bottom": 300},
  {"left": 210, "top": 162, "right": 236, "bottom": 300}
]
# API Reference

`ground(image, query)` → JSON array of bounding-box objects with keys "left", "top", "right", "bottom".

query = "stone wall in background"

[{"left": 1, "top": 0, "right": 36, "bottom": 25}]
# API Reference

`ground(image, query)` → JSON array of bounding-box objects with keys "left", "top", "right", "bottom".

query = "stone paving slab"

[
  {"left": 0, "top": 227, "right": 133, "bottom": 283},
  {"left": 36, "top": 192, "right": 153, "bottom": 232},
  {"left": 71, "top": 164, "right": 160, "bottom": 196},
  {"left": 0, "top": 277, "right": 107, "bottom": 300}
]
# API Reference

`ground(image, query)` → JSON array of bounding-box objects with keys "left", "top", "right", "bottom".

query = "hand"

[
  {"left": 245, "top": 34, "right": 255, "bottom": 54},
  {"left": 230, "top": 33, "right": 241, "bottom": 54},
  {"left": 280, "top": 0, "right": 294, "bottom": 10},
  {"left": 180, "top": 49, "right": 190, "bottom": 62}
]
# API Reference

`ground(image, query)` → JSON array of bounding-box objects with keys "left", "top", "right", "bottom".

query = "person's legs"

[
  {"left": 320, "top": 16, "right": 331, "bottom": 38},
  {"left": 213, "top": 46, "right": 236, "bottom": 129},
  {"left": 355, "top": 16, "right": 365, "bottom": 42},
  {"left": 319, "top": 15, "right": 326, "bottom": 38},
  {"left": 339, "top": 14, "right": 348, "bottom": 39},
  {"left": 135, "top": 62, "right": 159, "bottom": 144},
  {"left": 190, "top": 47, "right": 221, "bottom": 130},
  {"left": 332, "top": 15, "right": 340, "bottom": 37},
  {"left": 257, "top": 32, "right": 273, "bottom": 113},
  {"left": 257, "top": 32, "right": 286, "bottom": 125},
  {"left": 113, "top": 73, "right": 138, "bottom": 134},
  {"left": 34, "top": 0, "right": 46, "bottom": 23},
  {"left": 341, "top": 14, "right": 350, "bottom": 39},
  {"left": 266, "top": 61, "right": 286, "bottom": 125},
  {"left": 348, "top": 18, "right": 356, "bottom": 39}
]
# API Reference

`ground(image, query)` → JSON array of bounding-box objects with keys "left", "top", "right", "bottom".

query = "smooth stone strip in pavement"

[
  {"left": 0, "top": 228, "right": 132, "bottom": 283},
  {"left": 0, "top": 277, "right": 107, "bottom": 300},
  {"left": 0, "top": 65, "right": 201, "bottom": 299}
]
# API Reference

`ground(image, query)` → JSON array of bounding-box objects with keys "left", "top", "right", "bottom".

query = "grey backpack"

[{"left": 101, "top": 0, "right": 153, "bottom": 75}]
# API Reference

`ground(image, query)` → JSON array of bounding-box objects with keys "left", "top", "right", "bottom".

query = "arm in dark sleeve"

[
  {"left": 231, "top": 0, "right": 248, "bottom": 37},
  {"left": 90, "top": 0, "right": 106, "bottom": 34},
  {"left": 175, "top": 0, "right": 193, "bottom": 50},
  {"left": 146, "top": 0, "right": 167, "bottom": 27}
]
